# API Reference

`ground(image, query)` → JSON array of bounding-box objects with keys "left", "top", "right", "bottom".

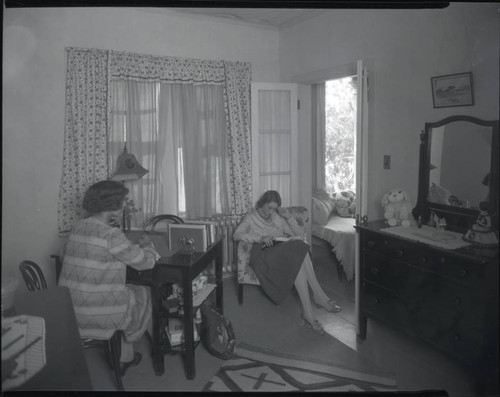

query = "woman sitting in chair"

[
  {"left": 58, "top": 180, "right": 160, "bottom": 372},
  {"left": 233, "top": 190, "right": 341, "bottom": 335}
]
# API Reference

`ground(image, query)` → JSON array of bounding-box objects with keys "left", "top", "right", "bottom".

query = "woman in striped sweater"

[{"left": 59, "top": 180, "right": 160, "bottom": 372}]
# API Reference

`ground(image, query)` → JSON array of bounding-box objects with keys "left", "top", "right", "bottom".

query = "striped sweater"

[{"left": 59, "top": 216, "right": 157, "bottom": 340}]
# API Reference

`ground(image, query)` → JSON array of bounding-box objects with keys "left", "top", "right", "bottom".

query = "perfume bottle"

[
  {"left": 428, "top": 211, "right": 436, "bottom": 227},
  {"left": 417, "top": 215, "right": 423, "bottom": 228}
]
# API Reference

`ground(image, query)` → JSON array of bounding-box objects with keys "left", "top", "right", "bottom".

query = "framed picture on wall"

[{"left": 431, "top": 72, "right": 474, "bottom": 108}]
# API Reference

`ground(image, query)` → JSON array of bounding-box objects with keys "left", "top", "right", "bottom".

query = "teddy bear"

[
  {"left": 332, "top": 190, "right": 356, "bottom": 218},
  {"left": 381, "top": 188, "right": 413, "bottom": 227}
]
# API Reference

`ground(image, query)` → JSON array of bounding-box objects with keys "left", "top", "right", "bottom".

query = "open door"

[{"left": 354, "top": 60, "right": 370, "bottom": 335}]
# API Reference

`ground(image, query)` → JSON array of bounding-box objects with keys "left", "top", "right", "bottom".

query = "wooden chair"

[
  {"left": 236, "top": 206, "right": 310, "bottom": 305},
  {"left": 142, "top": 214, "right": 184, "bottom": 231},
  {"left": 50, "top": 255, "right": 125, "bottom": 391},
  {"left": 19, "top": 260, "right": 47, "bottom": 291}
]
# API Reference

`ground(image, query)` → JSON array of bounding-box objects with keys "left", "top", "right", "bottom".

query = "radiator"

[{"left": 197, "top": 215, "right": 243, "bottom": 278}]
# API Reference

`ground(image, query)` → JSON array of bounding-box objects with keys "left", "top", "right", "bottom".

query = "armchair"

[{"left": 236, "top": 206, "right": 310, "bottom": 305}]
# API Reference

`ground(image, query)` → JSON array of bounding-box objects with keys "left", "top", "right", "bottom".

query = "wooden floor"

[{"left": 84, "top": 239, "right": 477, "bottom": 395}]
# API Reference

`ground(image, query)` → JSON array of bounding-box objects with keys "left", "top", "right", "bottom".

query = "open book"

[{"left": 274, "top": 236, "right": 303, "bottom": 242}]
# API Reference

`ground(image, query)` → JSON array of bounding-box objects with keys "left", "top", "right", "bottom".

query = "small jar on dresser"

[{"left": 356, "top": 220, "right": 499, "bottom": 395}]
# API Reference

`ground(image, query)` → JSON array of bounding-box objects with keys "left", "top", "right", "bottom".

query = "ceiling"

[{"left": 154, "top": 8, "right": 325, "bottom": 29}]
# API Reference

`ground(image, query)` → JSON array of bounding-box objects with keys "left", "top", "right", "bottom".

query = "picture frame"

[
  {"left": 168, "top": 224, "right": 207, "bottom": 252},
  {"left": 431, "top": 72, "right": 474, "bottom": 108}
]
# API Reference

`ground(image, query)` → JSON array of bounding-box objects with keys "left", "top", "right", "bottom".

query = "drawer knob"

[
  {"left": 395, "top": 249, "right": 404, "bottom": 257},
  {"left": 374, "top": 297, "right": 380, "bottom": 304},
  {"left": 458, "top": 268, "right": 468, "bottom": 277},
  {"left": 371, "top": 267, "right": 379, "bottom": 275},
  {"left": 452, "top": 297, "right": 462, "bottom": 305},
  {"left": 421, "top": 256, "right": 428, "bottom": 263},
  {"left": 367, "top": 240, "right": 375, "bottom": 248}
]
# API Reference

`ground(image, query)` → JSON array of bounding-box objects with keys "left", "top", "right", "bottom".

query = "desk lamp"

[{"left": 110, "top": 146, "right": 149, "bottom": 231}]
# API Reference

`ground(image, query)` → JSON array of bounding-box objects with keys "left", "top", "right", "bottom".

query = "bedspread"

[{"left": 312, "top": 215, "right": 356, "bottom": 282}]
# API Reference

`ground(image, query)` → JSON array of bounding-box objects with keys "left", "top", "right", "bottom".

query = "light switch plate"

[{"left": 383, "top": 155, "right": 391, "bottom": 169}]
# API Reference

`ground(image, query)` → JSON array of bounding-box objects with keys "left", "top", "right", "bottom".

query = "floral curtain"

[
  {"left": 58, "top": 48, "right": 110, "bottom": 235},
  {"left": 58, "top": 48, "right": 252, "bottom": 235},
  {"left": 223, "top": 61, "right": 252, "bottom": 215}
]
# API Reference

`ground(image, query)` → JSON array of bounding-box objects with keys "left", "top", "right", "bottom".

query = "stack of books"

[{"left": 168, "top": 220, "right": 217, "bottom": 252}]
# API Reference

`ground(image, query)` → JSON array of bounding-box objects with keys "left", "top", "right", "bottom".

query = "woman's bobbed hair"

[
  {"left": 82, "top": 180, "right": 129, "bottom": 214},
  {"left": 255, "top": 190, "right": 282, "bottom": 209}
]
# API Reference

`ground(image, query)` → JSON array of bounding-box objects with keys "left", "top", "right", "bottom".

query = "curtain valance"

[{"left": 108, "top": 50, "right": 227, "bottom": 85}]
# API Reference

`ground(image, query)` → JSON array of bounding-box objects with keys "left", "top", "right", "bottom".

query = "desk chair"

[
  {"left": 50, "top": 255, "right": 125, "bottom": 391},
  {"left": 236, "top": 206, "right": 310, "bottom": 305},
  {"left": 19, "top": 260, "right": 48, "bottom": 291},
  {"left": 142, "top": 214, "right": 184, "bottom": 231}
]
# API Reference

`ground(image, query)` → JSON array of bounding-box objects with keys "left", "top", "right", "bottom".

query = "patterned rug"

[{"left": 203, "top": 342, "right": 398, "bottom": 392}]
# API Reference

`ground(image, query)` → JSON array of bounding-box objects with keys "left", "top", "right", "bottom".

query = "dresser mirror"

[{"left": 413, "top": 115, "right": 499, "bottom": 232}]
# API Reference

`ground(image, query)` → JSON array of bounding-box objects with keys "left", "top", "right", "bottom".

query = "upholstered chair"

[{"left": 236, "top": 206, "right": 310, "bottom": 305}]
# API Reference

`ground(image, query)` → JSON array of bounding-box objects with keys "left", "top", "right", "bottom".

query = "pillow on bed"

[
  {"left": 332, "top": 190, "right": 356, "bottom": 218},
  {"left": 311, "top": 190, "right": 336, "bottom": 225}
]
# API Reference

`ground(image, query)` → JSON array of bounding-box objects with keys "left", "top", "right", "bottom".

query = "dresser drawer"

[
  {"left": 363, "top": 252, "right": 428, "bottom": 298},
  {"left": 363, "top": 231, "right": 486, "bottom": 287},
  {"left": 365, "top": 255, "right": 487, "bottom": 324},
  {"left": 437, "top": 321, "right": 487, "bottom": 364},
  {"left": 363, "top": 231, "right": 418, "bottom": 262},
  {"left": 363, "top": 281, "right": 414, "bottom": 331}
]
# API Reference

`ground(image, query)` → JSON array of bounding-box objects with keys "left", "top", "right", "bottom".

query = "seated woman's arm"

[
  {"left": 233, "top": 214, "right": 265, "bottom": 243},
  {"left": 108, "top": 228, "right": 159, "bottom": 271},
  {"left": 278, "top": 208, "right": 305, "bottom": 239}
]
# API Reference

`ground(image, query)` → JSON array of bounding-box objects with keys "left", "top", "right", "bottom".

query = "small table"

[
  {"left": 127, "top": 235, "right": 224, "bottom": 379},
  {"left": 7, "top": 287, "right": 92, "bottom": 391}
]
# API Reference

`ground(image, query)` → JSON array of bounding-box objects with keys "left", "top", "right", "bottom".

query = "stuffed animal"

[
  {"left": 332, "top": 190, "right": 356, "bottom": 218},
  {"left": 381, "top": 188, "right": 413, "bottom": 227}
]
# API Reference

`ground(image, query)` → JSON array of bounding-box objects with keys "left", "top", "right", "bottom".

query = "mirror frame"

[{"left": 413, "top": 115, "right": 499, "bottom": 232}]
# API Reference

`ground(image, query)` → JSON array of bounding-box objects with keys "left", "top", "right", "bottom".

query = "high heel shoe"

[
  {"left": 301, "top": 315, "right": 325, "bottom": 335},
  {"left": 313, "top": 298, "right": 342, "bottom": 313}
]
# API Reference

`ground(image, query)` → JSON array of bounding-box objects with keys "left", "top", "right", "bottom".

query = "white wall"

[
  {"left": 279, "top": 3, "right": 499, "bottom": 221},
  {"left": 2, "top": 8, "right": 280, "bottom": 289}
]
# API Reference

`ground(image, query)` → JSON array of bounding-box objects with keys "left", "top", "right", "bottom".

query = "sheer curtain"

[
  {"left": 110, "top": 81, "right": 229, "bottom": 224},
  {"left": 161, "top": 83, "right": 229, "bottom": 219}
]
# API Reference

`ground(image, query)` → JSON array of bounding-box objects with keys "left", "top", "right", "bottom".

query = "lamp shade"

[{"left": 110, "top": 146, "right": 149, "bottom": 181}]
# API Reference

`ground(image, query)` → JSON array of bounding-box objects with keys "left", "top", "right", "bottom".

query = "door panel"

[{"left": 252, "top": 83, "right": 298, "bottom": 207}]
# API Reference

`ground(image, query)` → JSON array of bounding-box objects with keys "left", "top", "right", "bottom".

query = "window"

[
  {"left": 109, "top": 80, "right": 229, "bottom": 224},
  {"left": 324, "top": 77, "right": 357, "bottom": 194}
]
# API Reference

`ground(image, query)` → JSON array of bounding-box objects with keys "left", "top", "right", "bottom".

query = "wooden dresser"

[{"left": 357, "top": 220, "right": 499, "bottom": 394}]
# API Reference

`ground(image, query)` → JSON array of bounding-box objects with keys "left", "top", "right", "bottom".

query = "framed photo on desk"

[{"left": 168, "top": 224, "right": 207, "bottom": 252}]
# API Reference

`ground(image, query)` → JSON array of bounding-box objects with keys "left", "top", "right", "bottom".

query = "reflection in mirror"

[{"left": 427, "top": 121, "right": 492, "bottom": 210}]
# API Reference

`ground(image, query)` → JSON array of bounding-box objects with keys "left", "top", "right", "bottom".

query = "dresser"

[{"left": 357, "top": 220, "right": 498, "bottom": 394}]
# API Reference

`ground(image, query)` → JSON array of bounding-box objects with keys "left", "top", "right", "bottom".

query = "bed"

[{"left": 311, "top": 215, "right": 356, "bottom": 282}]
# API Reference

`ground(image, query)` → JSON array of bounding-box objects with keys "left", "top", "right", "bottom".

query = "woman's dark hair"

[
  {"left": 256, "top": 190, "right": 281, "bottom": 209},
  {"left": 82, "top": 180, "right": 129, "bottom": 214}
]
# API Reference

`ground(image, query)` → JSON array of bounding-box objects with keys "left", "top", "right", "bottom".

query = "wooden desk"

[
  {"left": 6, "top": 287, "right": 92, "bottom": 392},
  {"left": 127, "top": 236, "right": 224, "bottom": 379}
]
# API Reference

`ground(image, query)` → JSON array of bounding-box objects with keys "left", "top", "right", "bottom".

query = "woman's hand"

[
  {"left": 260, "top": 235, "right": 275, "bottom": 247},
  {"left": 277, "top": 207, "right": 291, "bottom": 220},
  {"left": 138, "top": 235, "right": 153, "bottom": 248}
]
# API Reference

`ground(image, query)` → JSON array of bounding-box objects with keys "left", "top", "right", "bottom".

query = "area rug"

[{"left": 202, "top": 342, "right": 398, "bottom": 392}]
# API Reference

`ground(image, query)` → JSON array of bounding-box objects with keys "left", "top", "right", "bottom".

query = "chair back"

[
  {"left": 142, "top": 214, "right": 184, "bottom": 232},
  {"left": 19, "top": 260, "right": 48, "bottom": 291}
]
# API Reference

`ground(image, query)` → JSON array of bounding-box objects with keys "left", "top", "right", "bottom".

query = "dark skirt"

[{"left": 249, "top": 240, "right": 310, "bottom": 305}]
